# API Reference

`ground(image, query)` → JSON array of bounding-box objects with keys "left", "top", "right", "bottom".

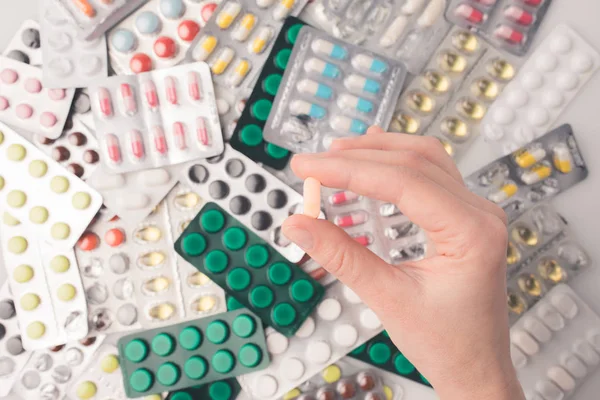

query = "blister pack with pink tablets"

[
  {"left": 108, "top": 0, "right": 221, "bottom": 74},
  {"left": 0, "top": 56, "right": 75, "bottom": 139},
  {"left": 90, "top": 62, "right": 224, "bottom": 174},
  {"left": 238, "top": 282, "right": 384, "bottom": 400},
  {"left": 510, "top": 285, "right": 600, "bottom": 400},
  {"left": 1, "top": 19, "right": 42, "bottom": 66},
  {"left": 482, "top": 24, "right": 600, "bottom": 155},
  {"left": 447, "top": 0, "right": 553, "bottom": 56},
  {"left": 40, "top": 0, "right": 109, "bottom": 88}
]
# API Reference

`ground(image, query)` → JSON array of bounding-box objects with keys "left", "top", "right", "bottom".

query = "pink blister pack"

[
  {"left": 90, "top": 61, "right": 224, "bottom": 174},
  {"left": 0, "top": 56, "right": 75, "bottom": 140}
]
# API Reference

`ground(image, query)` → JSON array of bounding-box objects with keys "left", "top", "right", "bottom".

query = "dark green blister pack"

[
  {"left": 174, "top": 202, "right": 325, "bottom": 337},
  {"left": 166, "top": 378, "right": 241, "bottom": 400},
  {"left": 349, "top": 331, "right": 431, "bottom": 387},
  {"left": 229, "top": 17, "right": 307, "bottom": 170},
  {"left": 117, "top": 309, "right": 269, "bottom": 398}
]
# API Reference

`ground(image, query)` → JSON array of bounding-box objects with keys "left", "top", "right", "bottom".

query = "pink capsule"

[
  {"left": 495, "top": 25, "right": 525, "bottom": 44},
  {"left": 120, "top": 83, "right": 137, "bottom": 115},
  {"left": 153, "top": 126, "right": 168, "bottom": 155},
  {"left": 105, "top": 134, "right": 121, "bottom": 164},
  {"left": 474, "top": 0, "right": 497, "bottom": 5},
  {"left": 455, "top": 4, "right": 485, "bottom": 24},
  {"left": 353, "top": 234, "right": 372, "bottom": 246},
  {"left": 328, "top": 191, "right": 360, "bottom": 205},
  {"left": 188, "top": 71, "right": 202, "bottom": 100},
  {"left": 143, "top": 80, "right": 159, "bottom": 110},
  {"left": 334, "top": 211, "right": 368, "bottom": 228},
  {"left": 165, "top": 76, "right": 178, "bottom": 105},
  {"left": 196, "top": 117, "right": 209, "bottom": 145},
  {"left": 97, "top": 87, "right": 113, "bottom": 117},
  {"left": 128, "top": 129, "right": 145, "bottom": 160},
  {"left": 173, "top": 122, "right": 187, "bottom": 150},
  {"left": 504, "top": 6, "right": 533, "bottom": 25},
  {"left": 518, "top": 0, "right": 541, "bottom": 6}
]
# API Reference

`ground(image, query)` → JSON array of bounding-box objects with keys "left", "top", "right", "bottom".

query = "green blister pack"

[
  {"left": 349, "top": 331, "right": 431, "bottom": 388},
  {"left": 166, "top": 378, "right": 241, "bottom": 400},
  {"left": 117, "top": 309, "right": 269, "bottom": 398},
  {"left": 174, "top": 202, "right": 325, "bottom": 337},
  {"left": 229, "top": 17, "right": 307, "bottom": 170}
]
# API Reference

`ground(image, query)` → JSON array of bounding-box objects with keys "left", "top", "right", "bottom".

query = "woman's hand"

[{"left": 283, "top": 127, "right": 524, "bottom": 400}]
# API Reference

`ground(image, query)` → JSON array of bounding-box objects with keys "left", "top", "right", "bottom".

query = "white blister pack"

[
  {"left": 13, "top": 335, "right": 104, "bottom": 400},
  {"left": 90, "top": 62, "right": 224, "bottom": 174},
  {"left": 1, "top": 19, "right": 42, "bottom": 66},
  {"left": 181, "top": 143, "right": 307, "bottom": 263},
  {"left": 108, "top": 0, "right": 220, "bottom": 74},
  {"left": 0, "top": 283, "right": 32, "bottom": 397},
  {"left": 40, "top": 0, "right": 109, "bottom": 88},
  {"left": 0, "top": 56, "right": 75, "bottom": 139},
  {"left": 511, "top": 285, "right": 600, "bottom": 400},
  {"left": 238, "top": 282, "right": 384, "bottom": 400},
  {"left": 482, "top": 24, "right": 600, "bottom": 155},
  {"left": 0, "top": 212, "right": 89, "bottom": 350},
  {"left": 70, "top": 89, "right": 97, "bottom": 130},
  {"left": 0, "top": 122, "right": 103, "bottom": 249}
]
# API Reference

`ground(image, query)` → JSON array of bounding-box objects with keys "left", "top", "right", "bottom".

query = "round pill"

[
  {"left": 292, "top": 280, "right": 315, "bottom": 303},
  {"left": 225, "top": 159, "right": 245, "bottom": 177},
  {"left": 72, "top": 192, "right": 92, "bottom": 210},
  {"left": 26, "top": 321, "right": 45, "bottom": 339},
  {"left": 184, "top": 355, "right": 208, "bottom": 379},
  {"left": 83, "top": 150, "right": 99, "bottom": 164},
  {"left": 8, "top": 236, "right": 27, "bottom": 254},
  {"left": 154, "top": 36, "right": 177, "bottom": 58},
  {"left": 76, "top": 381, "right": 97, "bottom": 399},
  {"left": 77, "top": 232, "right": 99, "bottom": 251},
  {"left": 0, "top": 176, "right": 3, "bottom": 190},
  {"left": 209, "top": 381, "right": 233, "bottom": 400},
  {"left": 240, "top": 125, "right": 263, "bottom": 146},
  {"left": 269, "top": 263, "right": 292, "bottom": 285},
  {"left": 20, "top": 293, "right": 40, "bottom": 311},
  {"left": 358, "top": 371, "right": 376, "bottom": 390},
  {"left": 179, "top": 326, "right": 202, "bottom": 350},
  {"left": 130, "top": 368, "right": 153, "bottom": 393},
  {"left": 306, "top": 341, "right": 331, "bottom": 364},
  {"left": 50, "top": 255, "right": 70, "bottom": 273},
  {"left": 7, "top": 144, "right": 26, "bottom": 161},
  {"left": 0, "top": 69, "right": 18, "bottom": 84},
  {"left": 40, "top": 112, "right": 58, "bottom": 127},
  {"left": 188, "top": 164, "right": 209, "bottom": 183},
  {"left": 239, "top": 343, "right": 262, "bottom": 367},
  {"left": 125, "top": 339, "right": 149, "bottom": 363},
  {"left": 273, "top": 303, "right": 297, "bottom": 327},
  {"left": 250, "top": 285, "right": 274, "bottom": 309},
  {"left": 28, "top": 160, "right": 48, "bottom": 178},
  {"left": 52, "top": 146, "right": 70, "bottom": 161},
  {"left": 208, "top": 180, "right": 230, "bottom": 199},
  {"left": 267, "top": 190, "right": 287, "bottom": 209},
  {"left": 245, "top": 245, "right": 269, "bottom": 268},
  {"left": 22, "top": 27, "right": 40, "bottom": 48},
  {"left": 50, "top": 176, "right": 70, "bottom": 193},
  {"left": 201, "top": 209, "right": 225, "bottom": 232},
  {"left": 266, "top": 332, "right": 288, "bottom": 354},
  {"left": 57, "top": 284, "right": 76, "bottom": 301},
  {"left": 157, "top": 362, "right": 180, "bottom": 386},
  {"left": 207, "top": 320, "right": 229, "bottom": 344},
  {"left": 251, "top": 211, "right": 272, "bottom": 231},
  {"left": 68, "top": 131, "right": 87, "bottom": 146},
  {"left": 48, "top": 88, "right": 66, "bottom": 100},
  {"left": 212, "top": 350, "right": 235, "bottom": 373},
  {"left": 276, "top": 49, "right": 292, "bottom": 69},
  {"left": 13, "top": 265, "right": 34, "bottom": 283},
  {"left": 0, "top": 300, "right": 15, "bottom": 319},
  {"left": 130, "top": 53, "right": 153, "bottom": 73},
  {"left": 394, "top": 353, "right": 416, "bottom": 375},
  {"left": 6, "top": 50, "right": 29, "bottom": 64},
  {"left": 101, "top": 354, "right": 119, "bottom": 373},
  {"left": 7, "top": 336, "right": 24, "bottom": 355},
  {"left": 3, "top": 213, "right": 20, "bottom": 226},
  {"left": 111, "top": 28, "right": 136, "bottom": 53},
  {"left": 51, "top": 222, "right": 71, "bottom": 240},
  {"left": 322, "top": 364, "right": 342, "bottom": 383},
  {"left": 227, "top": 296, "right": 244, "bottom": 311},
  {"left": 233, "top": 314, "right": 256, "bottom": 338},
  {"left": 182, "top": 233, "right": 207, "bottom": 257},
  {"left": 223, "top": 227, "right": 247, "bottom": 250},
  {"left": 152, "top": 333, "right": 175, "bottom": 357},
  {"left": 105, "top": 228, "right": 125, "bottom": 247},
  {"left": 24, "top": 78, "right": 42, "bottom": 93},
  {"left": 251, "top": 99, "right": 272, "bottom": 121},
  {"left": 73, "top": 91, "right": 91, "bottom": 113},
  {"left": 229, "top": 195, "right": 251, "bottom": 215},
  {"left": 205, "top": 250, "right": 229, "bottom": 273},
  {"left": 369, "top": 342, "right": 391, "bottom": 364},
  {"left": 266, "top": 144, "right": 289, "bottom": 159},
  {"left": 263, "top": 74, "right": 282, "bottom": 96},
  {"left": 160, "top": 0, "right": 184, "bottom": 18},
  {"left": 178, "top": 20, "right": 200, "bottom": 41},
  {"left": 145, "top": 396, "right": 164, "bottom": 400},
  {"left": 135, "top": 12, "right": 160, "bottom": 34},
  {"left": 7, "top": 190, "right": 26, "bottom": 208},
  {"left": 227, "top": 268, "right": 251, "bottom": 291},
  {"left": 0, "top": 96, "right": 8, "bottom": 110},
  {"left": 337, "top": 380, "right": 356, "bottom": 399}
]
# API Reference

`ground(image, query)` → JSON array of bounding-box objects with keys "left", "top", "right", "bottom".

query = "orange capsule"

[
  {"left": 105, "top": 228, "right": 125, "bottom": 247},
  {"left": 73, "top": 0, "right": 96, "bottom": 18},
  {"left": 78, "top": 232, "right": 99, "bottom": 251}
]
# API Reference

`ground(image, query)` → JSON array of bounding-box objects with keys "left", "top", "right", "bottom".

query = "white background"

[{"left": 1, "top": 0, "right": 600, "bottom": 399}]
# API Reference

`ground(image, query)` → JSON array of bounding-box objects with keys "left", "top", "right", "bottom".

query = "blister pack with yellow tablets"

[
  {"left": 0, "top": 122, "right": 103, "bottom": 249},
  {"left": 506, "top": 204, "right": 590, "bottom": 325},
  {"left": 0, "top": 212, "right": 89, "bottom": 350},
  {"left": 465, "top": 124, "right": 588, "bottom": 223},
  {"left": 1, "top": 19, "right": 42, "bottom": 66}
]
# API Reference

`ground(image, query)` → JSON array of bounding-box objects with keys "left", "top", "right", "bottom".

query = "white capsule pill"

[
  {"left": 536, "top": 380, "right": 564, "bottom": 400},
  {"left": 297, "top": 79, "right": 333, "bottom": 100},
  {"left": 273, "top": 0, "right": 296, "bottom": 20},
  {"left": 401, "top": 0, "right": 427, "bottom": 15},
  {"left": 524, "top": 317, "right": 552, "bottom": 343},
  {"left": 345, "top": 74, "right": 381, "bottom": 94},
  {"left": 511, "top": 330, "right": 540, "bottom": 356},
  {"left": 290, "top": 100, "right": 326, "bottom": 119},
  {"left": 547, "top": 366, "right": 576, "bottom": 392},
  {"left": 561, "top": 353, "right": 588, "bottom": 378},
  {"left": 510, "top": 344, "right": 528, "bottom": 369},
  {"left": 381, "top": 15, "right": 409, "bottom": 48},
  {"left": 353, "top": 54, "right": 388, "bottom": 74},
  {"left": 256, "top": 0, "right": 276, "bottom": 7},
  {"left": 588, "top": 331, "right": 600, "bottom": 352},
  {"left": 304, "top": 57, "right": 340, "bottom": 79},
  {"left": 337, "top": 94, "right": 373, "bottom": 114},
  {"left": 303, "top": 177, "right": 321, "bottom": 219},
  {"left": 417, "top": 0, "right": 445, "bottom": 27},
  {"left": 573, "top": 339, "right": 600, "bottom": 366},
  {"left": 551, "top": 293, "right": 579, "bottom": 319},
  {"left": 330, "top": 115, "right": 367, "bottom": 134},
  {"left": 537, "top": 304, "right": 565, "bottom": 331},
  {"left": 311, "top": 39, "right": 347, "bottom": 60}
]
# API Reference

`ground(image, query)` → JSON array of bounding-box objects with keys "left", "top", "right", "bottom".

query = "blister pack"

[
  {"left": 505, "top": 204, "right": 590, "bottom": 324},
  {"left": 446, "top": 0, "right": 553, "bottom": 56},
  {"left": 0, "top": 56, "right": 75, "bottom": 139},
  {"left": 510, "top": 285, "right": 600, "bottom": 400},
  {"left": 166, "top": 378, "right": 241, "bottom": 400},
  {"left": 311, "top": 0, "right": 450, "bottom": 75},
  {"left": 40, "top": 0, "right": 108, "bottom": 88},
  {"left": 482, "top": 24, "right": 600, "bottom": 155},
  {"left": 70, "top": 89, "right": 97, "bottom": 130},
  {"left": 229, "top": 17, "right": 304, "bottom": 170},
  {"left": 0, "top": 122, "right": 103, "bottom": 249},
  {"left": 0, "top": 212, "right": 89, "bottom": 350},
  {"left": 108, "top": 0, "right": 220, "bottom": 74},
  {"left": 237, "top": 282, "right": 383, "bottom": 400},
  {"left": 1, "top": 19, "right": 42, "bottom": 66},
  {"left": 181, "top": 144, "right": 306, "bottom": 263},
  {"left": 263, "top": 25, "right": 407, "bottom": 153},
  {"left": 465, "top": 124, "right": 588, "bottom": 222},
  {"left": 90, "top": 62, "right": 224, "bottom": 174},
  {"left": 12, "top": 335, "right": 104, "bottom": 400},
  {"left": 53, "top": 0, "right": 147, "bottom": 40},
  {"left": 118, "top": 308, "right": 270, "bottom": 397},
  {"left": 0, "top": 283, "right": 31, "bottom": 397},
  {"left": 67, "top": 343, "right": 126, "bottom": 400}
]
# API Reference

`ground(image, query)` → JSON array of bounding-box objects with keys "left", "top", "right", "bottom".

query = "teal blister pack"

[
  {"left": 166, "top": 378, "right": 241, "bottom": 400},
  {"left": 174, "top": 202, "right": 325, "bottom": 337}
]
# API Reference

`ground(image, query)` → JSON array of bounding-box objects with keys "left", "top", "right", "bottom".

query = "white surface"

[{"left": 2, "top": 0, "right": 600, "bottom": 399}]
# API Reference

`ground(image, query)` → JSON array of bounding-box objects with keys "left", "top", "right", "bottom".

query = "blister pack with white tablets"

[
  {"left": 263, "top": 25, "right": 407, "bottom": 153},
  {"left": 53, "top": 0, "right": 147, "bottom": 40},
  {"left": 108, "top": 0, "right": 220, "bottom": 74},
  {"left": 67, "top": 344, "right": 126, "bottom": 400},
  {"left": 237, "top": 282, "right": 384, "bottom": 400},
  {"left": 0, "top": 122, "right": 103, "bottom": 249},
  {"left": 506, "top": 204, "right": 590, "bottom": 324},
  {"left": 465, "top": 124, "right": 588, "bottom": 222},
  {"left": 181, "top": 144, "right": 307, "bottom": 263},
  {"left": 90, "top": 62, "right": 224, "bottom": 174},
  {"left": 310, "top": 0, "right": 450, "bottom": 74},
  {"left": 447, "top": 0, "right": 553, "bottom": 56},
  {"left": 70, "top": 89, "right": 97, "bottom": 130},
  {"left": 1, "top": 19, "right": 42, "bottom": 66},
  {"left": 0, "top": 212, "right": 89, "bottom": 350},
  {"left": 0, "top": 283, "right": 32, "bottom": 397},
  {"left": 13, "top": 335, "right": 104, "bottom": 400},
  {"left": 482, "top": 24, "right": 600, "bottom": 155},
  {"left": 40, "top": 0, "right": 108, "bottom": 88},
  {"left": 0, "top": 56, "right": 75, "bottom": 139},
  {"left": 510, "top": 284, "right": 600, "bottom": 400}
]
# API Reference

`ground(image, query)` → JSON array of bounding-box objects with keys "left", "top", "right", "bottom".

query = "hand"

[{"left": 282, "top": 127, "right": 525, "bottom": 400}]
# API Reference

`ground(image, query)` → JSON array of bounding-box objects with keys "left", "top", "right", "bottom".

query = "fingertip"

[
  {"left": 367, "top": 125, "right": 384, "bottom": 135},
  {"left": 283, "top": 214, "right": 314, "bottom": 231}
]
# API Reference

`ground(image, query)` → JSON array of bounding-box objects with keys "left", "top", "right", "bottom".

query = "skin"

[{"left": 283, "top": 127, "right": 525, "bottom": 400}]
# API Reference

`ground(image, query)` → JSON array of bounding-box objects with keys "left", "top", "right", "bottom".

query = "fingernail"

[{"left": 282, "top": 226, "right": 314, "bottom": 250}]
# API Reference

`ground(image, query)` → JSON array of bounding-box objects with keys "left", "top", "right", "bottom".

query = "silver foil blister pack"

[
  {"left": 263, "top": 25, "right": 407, "bottom": 153},
  {"left": 90, "top": 62, "right": 224, "bottom": 174},
  {"left": 2, "top": 19, "right": 42, "bottom": 66}
]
